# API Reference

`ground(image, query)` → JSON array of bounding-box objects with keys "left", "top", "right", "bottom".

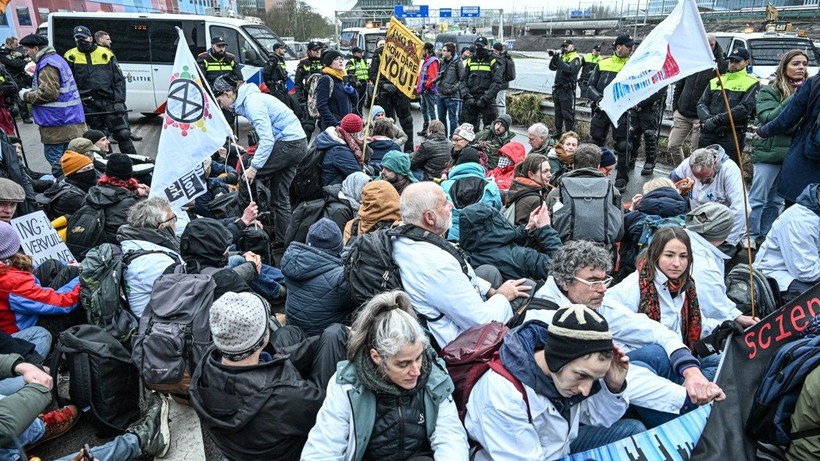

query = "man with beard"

[
  {"left": 379, "top": 150, "right": 418, "bottom": 195},
  {"left": 197, "top": 36, "right": 244, "bottom": 127}
]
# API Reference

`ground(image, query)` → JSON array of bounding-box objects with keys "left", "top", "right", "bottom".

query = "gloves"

[
  {"left": 343, "top": 84, "right": 356, "bottom": 95},
  {"left": 18, "top": 88, "right": 31, "bottom": 102},
  {"left": 113, "top": 102, "right": 126, "bottom": 114},
  {"left": 474, "top": 98, "right": 488, "bottom": 109},
  {"left": 703, "top": 116, "right": 722, "bottom": 133},
  {"left": 693, "top": 320, "right": 744, "bottom": 358}
]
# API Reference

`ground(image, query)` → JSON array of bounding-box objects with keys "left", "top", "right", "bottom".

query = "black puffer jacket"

[
  {"left": 84, "top": 185, "right": 138, "bottom": 243},
  {"left": 673, "top": 42, "right": 728, "bottom": 118},
  {"left": 435, "top": 55, "right": 465, "bottom": 98},
  {"left": 411, "top": 133, "right": 452, "bottom": 180}
]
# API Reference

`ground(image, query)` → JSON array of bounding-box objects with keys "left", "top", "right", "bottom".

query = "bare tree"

[{"left": 264, "top": 0, "right": 334, "bottom": 41}]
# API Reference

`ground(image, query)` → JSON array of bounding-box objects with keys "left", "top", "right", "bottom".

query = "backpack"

[
  {"left": 501, "top": 190, "right": 541, "bottom": 224},
  {"left": 746, "top": 335, "right": 820, "bottom": 448},
  {"left": 637, "top": 214, "right": 686, "bottom": 250},
  {"left": 552, "top": 176, "right": 622, "bottom": 246},
  {"left": 49, "top": 324, "right": 140, "bottom": 435},
  {"left": 284, "top": 197, "right": 327, "bottom": 247},
  {"left": 502, "top": 54, "right": 516, "bottom": 83},
  {"left": 80, "top": 244, "right": 175, "bottom": 347},
  {"left": 66, "top": 203, "right": 108, "bottom": 261},
  {"left": 449, "top": 176, "right": 488, "bottom": 209},
  {"left": 726, "top": 263, "right": 781, "bottom": 318},
  {"left": 289, "top": 144, "right": 327, "bottom": 207},
  {"left": 440, "top": 321, "right": 531, "bottom": 423},
  {"left": 35, "top": 182, "right": 85, "bottom": 221},
  {"left": 238, "top": 225, "right": 272, "bottom": 265},
  {"left": 208, "top": 191, "right": 241, "bottom": 220},
  {"left": 306, "top": 73, "right": 332, "bottom": 119},
  {"left": 131, "top": 265, "right": 219, "bottom": 397}
]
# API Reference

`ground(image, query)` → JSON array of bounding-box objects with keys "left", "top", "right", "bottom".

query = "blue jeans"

[
  {"left": 626, "top": 345, "right": 687, "bottom": 428},
  {"left": 43, "top": 143, "right": 68, "bottom": 166},
  {"left": 227, "top": 255, "right": 285, "bottom": 300},
  {"left": 0, "top": 412, "right": 44, "bottom": 460},
  {"left": 748, "top": 162, "right": 783, "bottom": 239},
  {"left": 54, "top": 433, "right": 141, "bottom": 461},
  {"left": 570, "top": 419, "right": 646, "bottom": 454},
  {"left": 437, "top": 97, "right": 461, "bottom": 136},
  {"left": 420, "top": 92, "right": 437, "bottom": 126},
  {"left": 0, "top": 327, "right": 52, "bottom": 396}
]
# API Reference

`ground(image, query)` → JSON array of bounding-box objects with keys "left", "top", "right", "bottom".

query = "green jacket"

[
  {"left": 788, "top": 364, "right": 820, "bottom": 460},
  {"left": 751, "top": 83, "right": 795, "bottom": 164},
  {"left": 475, "top": 129, "right": 514, "bottom": 170},
  {"left": 0, "top": 353, "right": 52, "bottom": 447}
]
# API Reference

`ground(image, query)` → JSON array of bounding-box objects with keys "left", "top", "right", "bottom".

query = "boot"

[
  {"left": 641, "top": 135, "right": 658, "bottom": 176},
  {"left": 127, "top": 392, "right": 170, "bottom": 458},
  {"left": 416, "top": 123, "right": 428, "bottom": 137},
  {"left": 29, "top": 405, "right": 80, "bottom": 448}
]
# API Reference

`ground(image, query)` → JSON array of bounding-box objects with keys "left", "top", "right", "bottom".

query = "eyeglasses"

[
  {"left": 573, "top": 276, "right": 613, "bottom": 290},
  {"left": 160, "top": 215, "right": 177, "bottom": 226},
  {"left": 452, "top": 136, "right": 465, "bottom": 142}
]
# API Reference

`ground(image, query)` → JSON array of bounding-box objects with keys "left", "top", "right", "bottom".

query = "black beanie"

[
  {"left": 105, "top": 153, "right": 133, "bottom": 180},
  {"left": 455, "top": 147, "right": 480, "bottom": 166},
  {"left": 322, "top": 50, "right": 342, "bottom": 67},
  {"left": 83, "top": 129, "right": 107, "bottom": 144},
  {"left": 179, "top": 218, "right": 233, "bottom": 267},
  {"left": 546, "top": 304, "right": 613, "bottom": 373}
]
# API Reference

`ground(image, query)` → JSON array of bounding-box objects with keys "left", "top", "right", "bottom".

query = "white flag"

[
  {"left": 599, "top": 0, "right": 715, "bottom": 126},
  {"left": 149, "top": 27, "right": 232, "bottom": 208}
]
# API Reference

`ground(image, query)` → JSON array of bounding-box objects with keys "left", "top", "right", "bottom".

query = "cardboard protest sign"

[
  {"left": 379, "top": 17, "right": 424, "bottom": 99},
  {"left": 11, "top": 211, "right": 75, "bottom": 265}
]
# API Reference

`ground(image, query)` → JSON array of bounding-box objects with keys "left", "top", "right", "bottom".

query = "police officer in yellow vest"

[
  {"left": 197, "top": 36, "right": 243, "bottom": 127},
  {"left": 462, "top": 36, "right": 504, "bottom": 130},
  {"left": 588, "top": 33, "right": 634, "bottom": 191},
  {"left": 548, "top": 39, "right": 582, "bottom": 135},
  {"left": 697, "top": 47, "right": 759, "bottom": 166},
  {"left": 579, "top": 45, "right": 602, "bottom": 99},
  {"left": 64, "top": 25, "right": 136, "bottom": 156},
  {"left": 345, "top": 46, "right": 369, "bottom": 115},
  {"left": 263, "top": 42, "right": 289, "bottom": 103}
]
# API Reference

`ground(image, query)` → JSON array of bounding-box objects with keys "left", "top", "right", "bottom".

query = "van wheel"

[{"left": 141, "top": 112, "right": 160, "bottom": 118}]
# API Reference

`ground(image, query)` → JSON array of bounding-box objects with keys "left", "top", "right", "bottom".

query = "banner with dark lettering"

[
  {"left": 10, "top": 211, "right": 76, "bottom": 265},
  {"left": 692, "top": 281, "right": 820, "bottom": 460},
  {"left": 379, "top": 17, "right": 424, "bottom": 99}
]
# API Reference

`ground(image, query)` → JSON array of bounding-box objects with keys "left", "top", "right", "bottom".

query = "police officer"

[
  {"left": 0, "top": 37, "right": 32, "bottom": 123},
  {"left": 697, "top": 47, "right": 759, "bottom": 166},
  {"left": 629, "top": 88, "right": 666, "bottom": 176},
  {"left": 294, "top": 41, "right": 324, "bottom": 138},
  {"left": 548, "top": 39, "right": 582, "bottom": 135},
  {"left": 370, "top": 39, "right": 414, "bottom": 152},
  {"left": 197, "top": 36, "right": 243, "bottom": 127},
  {"left": 64, "top": 25, "right": 136, "bottom": 156},
  {"left": 588, "top": 33, "right": 634, "bottom": 191},
  {"left": 579, "top": 44, "right": 602, "bottom": 99},
  {"left": 345, "top": 46, "right": 368, "bottom": 115},
  {"left": 461, "top": 36, "right": 504, "bottom": 131},
  {"left": 263, "top": 42, "right": 289, "bottom": 103}
]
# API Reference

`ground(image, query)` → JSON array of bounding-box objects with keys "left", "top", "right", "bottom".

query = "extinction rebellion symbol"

[{"left": 166, "top": 78, "right": 205, "bottom": 124}]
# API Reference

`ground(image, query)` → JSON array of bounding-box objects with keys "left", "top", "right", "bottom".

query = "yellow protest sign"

[{"left": 378, "top": 17, "right": 424, "bottom": 99}]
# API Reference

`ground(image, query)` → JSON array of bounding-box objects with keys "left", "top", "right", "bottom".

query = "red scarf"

[
  {"left": 336, "top": 127, "right": 364, "bottom": 166},
  {"left": 97, "top": 174, "right": 140, "bottom": 192},
  {"left": 637, "top": 260, "right": 702, "bottom": 350}
]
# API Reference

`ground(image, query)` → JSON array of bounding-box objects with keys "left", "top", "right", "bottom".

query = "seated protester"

[
  {"left": 506, "top": 153, "right": 552, "bottom": 226},
  {"left": 670, "top": 145, "right": 747, "bottom": 256},
  {"left": 487, "top": 141, "right": 526, "bottom": 193},
  {"left": 86, "top": 154, "right": 150, "bottom": 244},
  {"left": 343, "top": 180, "right": 401, "bottom": 244},
  {"left": 411, "top": 120, "right": 452, "bottom": 181},
  {"left": 547, "top": 131, "right": 580, "bottom": 186},
  {"left": 316, "top": 50, "right": 358, "bottom": 131},
  {"left": 82, "top": 129, "right": 111, "bottom": 155},
  {"left": 528, "top": 241, "right": 726, "bottom": 428},
  {"left": 36, "top": 151, "right": 96, "bottom": 221},
  {"left": 331, "top": 171, "right": 370, "bottom": 228},
  {"left": 116, "top": 198, "right": 182, "bottom": 319},
  {"left": 320, "top": 113, "right": 368, "bottom": 186},
  {"left": 619, "top": 178, "right": 688, "bottom": 278},
  {"left": 5, "top": 137, "right": 52, "bottom": 194},
  {"left": 301, "top": 291, "right": 469, "bottom": 460},
  {"left": 193, "top": 160, "right": 233, "bottom": 218},
  {"left": 286, "top": 172, "right": 370, "bottom": 245},
  {"left": 598, "top": 147, "right": 616, "bottom": 178},
  {"left": 441, "top": 148, "right": 502, "bottom": 242},
  {"left": 474, "top": 114, "right": 514, "bottom": 169},
  {"left": 546, "top": 143, "right": 622, "bottom": 217},
  {"left": 392, "top": 182, "right": 530, "bottom": 347},
  {"left": 281, "top": 218, "right": 354, "bottom": 336},
  {"left": 459, "top": 202, "right": 561, "bottom": 281},
  {"left": 0, "top": 328, "right": 52, "bottom": 395},
  {"left": 465, "top": 305, "right": 644, "bottom": 460},
  {"left": 0, "top": 179, "right": 28, "bottom": 223},
  {"left": 369, "top": 105, "right": 408, "bottom": 150},
  {"left": 526, "top": 122, "right": 552, "bottom": 156},
  {"left": 191, "top": 292, "right": 347, "bottom": 461},
  {"left": 379, "top": 150, "right": 418, "bottom": 195},
  {"left": 0, "top": 222, "right": 81, "bottom": 336},
  {"left": 67, "top": 137, "right": 153, "bottom": 187},
  {"left": 444, "top": 123, "right": 488, "bottom": 175},
  {"left": 789, "top": 328, "right": 820, "bottom": 461},
  {"left": 367, "top": 119, "right": 402, "bottom": 172},
  {"left": 755, "top": 183, "right": 820, "bottom": 304}
]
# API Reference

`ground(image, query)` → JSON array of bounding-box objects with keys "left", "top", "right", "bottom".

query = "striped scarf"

[{"left": 637, "top": 260, "right": 702, "bottom": 350}]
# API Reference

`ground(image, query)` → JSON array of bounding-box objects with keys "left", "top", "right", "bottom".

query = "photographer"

[
  {"left": 0, "top": 37, "right": 32, "bottom": 124},
  {"left": 548, "top": 39, "right": 582, "bottom": 136},
  {"left": 0, "top": 67, "right": 19, "bottom": 136}
]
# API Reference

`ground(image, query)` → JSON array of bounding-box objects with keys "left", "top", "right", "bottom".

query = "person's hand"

[
  {"left": 526, "top": 204, "right": 551, "bottom": 231},
  {"left": 734, "top": 314, "right": 759, "bottom": 328},
  {"left": 15, "top": 362, "right": 53, "bottom": 390},
  {"left": 703, "top": 117, "right": 719, "bottom": 133},
  {"left": 493, "top": 278, "right": 532, "bottom": 301},
  {"left": 18, "top": 88, "right": 31, "bottom": 102},
  {"left": 217, "top": 147, "right": 228, "bottom": 159},
  {"left": 243, "top": 251, "right": 262, "bottom": 273},
  {"left": 604, "top": 345, "right": 629, "bottom": 393},
  {"left": 241, "top": 201, "right": 258, "bottom": 227},
  {"left": 343, "top": 84, "right": 356, "bottom": 95},
  {"left": 629, "top": 193, "right": 643, "bottom": 212},
  {"left": 682, "top": 368, "right": 726, "bottom": 405},
  {"left": 136, "top": 183, "right": 150, "bottom": 198},
  {"left": 113, "top": 102, "right": 126, "bottom": 113},
  {"left": 244, "top": 166, "right": 257, "bottom": 182}
]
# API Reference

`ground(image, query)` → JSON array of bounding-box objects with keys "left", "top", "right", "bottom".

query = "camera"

[{"left": 548, "top": 49, "right": 562, "bottom": 57}]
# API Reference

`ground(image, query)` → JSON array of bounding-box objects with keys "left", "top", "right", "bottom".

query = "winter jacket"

[
  {"left": 620, "top": 187, "right": 688, "bottom": 276},
  {"left": 196, "top": 49, "right": 243, "bottom": 88},
  {"left": 474, "top": 118, "right": 514, "bottom": 170},
  {"left": 755, "top": 184, "right": 820, "bottom": 292},
  {"left": 506, "top": 178, "right": 546, "bottom": 226},
  {"left": 0, "top": 353, "right": 52, "bottom": 447},
  {"left": 417, "top": 55, "right": 439, "bottom": 95},
  {"left": 687, "top": 230, "right": 743, "bottom": 329},
  {"left": 190, "top": 343, "right": 326, "bottom": 461},
  {"left": 263, "top": 53, "right": 289, "bottom": 94},
  {"left": 465, "top": 321, "right": 629, "bottom": 461},
  {"left": 440, "top": 162, "right": 503, "bottom": 242},
  {"left": 487, "top": 141, "right": 526, "bottom": 191},
  {"left": 317, "top": 73, "right": 356, "bottom": 131},
  {"left": 343, "top": 180, "right": 401, "bottom": 243},
  {"left": 788, "top": 364, "right": 820, "bottom": 460},
  {"left": 233, "top": 83, "right": 306, "bottom": 171},
  {"left": 672, "top": 42, "right": 727, "bottom": 118},
  {"left": 319, "top": 128, "right": 364, "bottom": 186},
  {"left": 579, "top": 53, "right": 601, "bottom": 84},
  {"left": 697, "top": 70, "right": 759, "bottom": 131},
  {"left": 548, "top": 50, "right": 582, "bottom": 87},
  {"left": 281, "top": 242, "right": 354, "bottom": 336},
  {"left": 670, "top": 146, "right": 747, "bottom": 245},
  {"left": 84, "top": 184, "right": 138, "bottom": 244},
  {"left": 36, "top": 179, "right": 86, "bottom": 220},
  {"left": 117, "top": 225, "right": 181, "bottom": 319},
  {"left": 459, "top": 203, "right": 561, "bottom": 281},
  {"left": 435, "top": 55, "right": 465, "bottom": 98},
  {"left": 751, "top": 83, "right": 796, "bottom": 164},
  {"left": 529, "top": 278, "right": 699, "bottom": 414},
  {"left": 462, "top": 51, "right": 504, "bottom": 104},
  {"left": 323, "top": 184, "right": 356, "bottom": 233},
  {"left": 411, "top": 133, "right": 452, "bottom": 181},
  {"left": 392, "top": 233, "right": 512, "bottom": 347},
  {"left": 300, "top": 351, "right": 469, "bottom": 461},
  {"left": 64, "top": 44, "right": 126, "bottom": 102},
  {"left": 587, "top": 55, "right": 629, "bottom": 104},
  {"left": 0, "top": 266, "right": 80, "bottom": 335},
  {"left": 368, "top": 137, "right": 402, "bottom": 172},
  {"left": 756, "top": 75, "right": 820, "bottom": 203}
]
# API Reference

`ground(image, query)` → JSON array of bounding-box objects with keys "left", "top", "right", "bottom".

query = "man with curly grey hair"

[{"left": 527, "top": 240, "right": 725, "bottom": 429}]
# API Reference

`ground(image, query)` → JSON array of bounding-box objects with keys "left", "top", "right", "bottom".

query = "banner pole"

[{"left": 361, "top": 71, "right": 381, "bottom": 161}]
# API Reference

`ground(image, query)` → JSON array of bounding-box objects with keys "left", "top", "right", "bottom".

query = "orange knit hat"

[{"left": 60, "top": 150, "right": 93, "bottom": 176}]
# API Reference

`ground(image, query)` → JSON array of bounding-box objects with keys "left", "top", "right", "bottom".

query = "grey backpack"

[
  {"left": 552, "top": 176, "right": 622, "bottom": 245},
  {"left": 131, "top": 265, "right": 219, "bottom": 397}
]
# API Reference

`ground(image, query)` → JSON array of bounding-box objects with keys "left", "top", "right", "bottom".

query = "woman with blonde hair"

[{"left": 547, "top": 130, "right": 580, "bottom": 186}]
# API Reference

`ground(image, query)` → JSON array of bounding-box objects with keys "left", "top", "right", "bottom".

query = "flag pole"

[
  {"left": 714, "top": 67, "right": 756, "bottom": 319},
  {"left": 361, "top": 71, "right": 381, "bottom": 164}
]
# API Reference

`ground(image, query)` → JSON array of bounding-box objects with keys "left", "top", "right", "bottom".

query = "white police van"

[
  {"left": 47, "top": 12, "right": 297, "bottom": 115},
  {"left": 714, "top": 32, "right": 820, "bottom": 84}
]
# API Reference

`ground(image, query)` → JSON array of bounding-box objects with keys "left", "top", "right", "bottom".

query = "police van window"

[
  {"left": 149, "top": 21, "right": 205, "bottom": 64},
  {"left": 15, "top": 7, "right": 32, "bottom": 26},
  {"left": 115, "top": 21, "right": 150, "bottom": 63},
  {"left": 209, "top": 26, "right": 244, "bottom": 63},
  {"left": 747, "top": 38, "right": 820, "bottom": 66}
]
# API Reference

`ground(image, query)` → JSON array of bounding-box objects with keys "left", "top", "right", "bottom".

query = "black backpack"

[
  {"left": 208, "top": 191, "right": 241, "bottom": 220},
  {"left": 726, "top": 263, "right": 781, "bottom": 319},
  {"left": 50, "top": 325, "right": 140, "bottom": 435},
  {"left": 35, "top": 181, "right": 85, "bottom": 221},
  {"left": 502, "top": 53, "right": 516, "bottom": 83},
  {"left": 238, "top": 225, "right": 272, "bottom": 265},
  {"left": 289, "top": 144, "right": 327, "bottom": 207},
  {"left": 66, "top": 203, "right": 108, "bottom": 261},
  {"left": 284, "top": 197, "right": 327, "bottom": 247}
]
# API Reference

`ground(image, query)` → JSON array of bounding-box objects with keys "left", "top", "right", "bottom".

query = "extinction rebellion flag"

[{"left": 379, "top": 17, "right": 424, "bottom": 99}]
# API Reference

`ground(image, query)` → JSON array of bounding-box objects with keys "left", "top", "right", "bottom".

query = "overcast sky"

[{"left": 304, "top": 0, "right": 589, "bottom": 21}]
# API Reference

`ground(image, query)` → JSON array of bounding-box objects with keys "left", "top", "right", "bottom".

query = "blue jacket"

[
  {"left": 316, "top": 73, "right": 356, "bottom": 131},
  {"left": 234, "top": 83, "right": 306, "bottom": 170},
  {"left": 757, "top": 75, "right": 820, "bottom": 203},
  {"left": 368, "top": 137, "right": 402, "bottom": 172},
  {"left": 440, "top": 162, "right": 502, "bottom": 242},
  {"left": 620, "top": 186, "right": 688, "bottom": 277},
  {"left": 280, "top": 242, "right": 355, "bottom": 336},
  {"left": 318, "top": 128, "right": 363, "bottom": 186},
  {"left": 459, "top": 203, "right": 562, "bottom": 281}
]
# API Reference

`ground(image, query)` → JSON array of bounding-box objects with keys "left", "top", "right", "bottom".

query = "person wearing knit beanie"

[
  {"left": 545, "top": 304, "right": 614, "bottom": 373},
  {"left": 210, "top": 291, "right": 271, "bottom": 361},
  {"left": 454, "top": 147, "right": 480, "bottom": 166},
  {"left": 306, "top": 218, "right": 344, "bottom": 256},
  {"left": 685, "top": 202, "right": 735, "bottom": 244},
  {"left": 321, "top": 50, "right": 343, "bottom": 67},
  {"left": 370, "top": 105, "right": 386, "bottom": 121},
  {"left": 599, "top": 147, "right": 616, "bottom": 176},
  {"left": 0, "top": 221, "right": 21, "bottom": 259},
  {"left": 105, "top": 153, "right": 133, "bottom": 180},
  {"left": 60, "top": 151, "right": 94, "bottom": 177},
  {"left": 82, "top": 130, "right": 111, "bottom": 154},
  {"left": 379, "top": 150, "right": 418, "bottom": 194},
  {"left": 339, "top": 113, "right": 363, "bottom": 133},
  {"left": 453, "top": 123, "right": 476, "bottom": 142}
]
